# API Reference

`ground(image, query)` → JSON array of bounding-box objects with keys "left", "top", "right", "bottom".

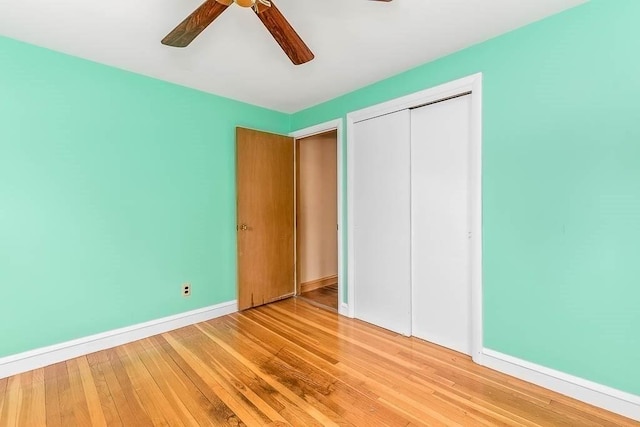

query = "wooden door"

[{"left": 236, "top": 127, "right": 294, "bottom": 310}]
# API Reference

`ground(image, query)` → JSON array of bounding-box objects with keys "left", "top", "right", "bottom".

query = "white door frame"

[
  {"left": 290, "top": 119, "right": 346, "bottom": 316},
  {"left": 346, "top": 73, "right": 483, "bottom": 360}
]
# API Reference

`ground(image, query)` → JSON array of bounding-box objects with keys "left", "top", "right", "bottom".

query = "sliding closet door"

[
  {"left": 353, "top": 110, "right": 411, "bottom": 335},
  {"left": 411, "top": 95, "right": 472, "bottom": 354}
]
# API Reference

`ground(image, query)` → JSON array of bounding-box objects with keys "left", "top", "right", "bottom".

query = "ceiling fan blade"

[
  {"left": 253, "top": 1, "right": 314, "bottom": 65},
  {"left": 162, "top": 0, "right": 229, "bottom": 48}
]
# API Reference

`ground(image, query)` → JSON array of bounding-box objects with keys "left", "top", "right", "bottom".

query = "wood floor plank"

[
  {"left": 43, "top": 364, "right": 62, "bottom": 427},
  {"left": 199, "top": 320, "right": 354, "bottom": 426},
  {"left": 224, "top": 313, "right": 425, "bottom": 426},
  {"left": 0, "top": 377, "right": 7, "bottom": 423},
  {"left": 0, "top": 375, "right": 21, "bottom": 426},
  {"left": 173, "top": 325, "right": 319, "bottom": 426},
  {"left": 154, "top": 333, "right": 272, "bottom": 426},
  {"left": 100, "top": 348, "right": 153, "bottom": 427},
  {"left": 66, "top": 358, "right": 96, "bottom": 426},
  {"left": 26, "top": 369, "right": 46, "bottom": 427},
  {"left": 290, "top": 302, "right": 545, "bottom": 423},
  {"left": 87, "top": 351, "right": 153, "bottom": 426},
  {"left": 134, "top": 339, "right": 228, "bottom": 426},
  {"left": 16, "top": 371, "right": 34, "bottom": 427},
  {"left": 241, "top": 309, "right": 340, "bottom": 365},
  {"left": 74, "top": 356, "right": 111, "bottom": 427},
  {"left": 0, "top": 298, "right": 637, "bottom": 426},
  {"left": 197, "top": 321, "right": 342, "bottom": 426},
  {"left": 300, "top": 283, "right": 338, "bottom": 310},
  {"left": 231, "top": 311, "right": 521, "bottom": 426},
  {"left": 113, "top": 344, "right": 184, "bottom": 426},
  {"left": 83, "top": 354, "right": 122, "bottom": 426},
  {"left": 162, "top": 329, "right": 288, "bottom": 425},
  {"left": 54, "top": 362, "right": 76, "bottom": 427}
]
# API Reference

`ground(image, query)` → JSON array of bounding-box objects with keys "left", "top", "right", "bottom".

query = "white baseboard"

[
  {"left": 339, "top": 302, "right": 351, "bottom": 317},
  {"left": 0, "top": 300, "right": 238, "bottom": 379},
  {"left": 477, "top": 348, "right": 640, "bottom": 422}
]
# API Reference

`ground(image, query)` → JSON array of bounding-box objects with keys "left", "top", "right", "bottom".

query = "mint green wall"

[
  {"left": 0, "top": 37, "right": 289, "bottom": 358},
  {"left": 291, "top": 0, "right": 640, "bottom": 396}
]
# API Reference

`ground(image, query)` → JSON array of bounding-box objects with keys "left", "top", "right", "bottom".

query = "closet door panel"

[
  {"left": 411, "top": 95, "right": 472, "bottom": 354},
  {"left": 353, "top": 110, "right": 411, "bottom": 335}
]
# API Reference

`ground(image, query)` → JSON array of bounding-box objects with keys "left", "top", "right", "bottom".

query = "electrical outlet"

[{"left": 182, "top": 283, "right": 191, "bottom": 297}]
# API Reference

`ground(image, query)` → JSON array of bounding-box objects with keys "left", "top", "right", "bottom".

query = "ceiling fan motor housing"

[{"left": 233, "top": 0, "right": 255, "bottom": 7}]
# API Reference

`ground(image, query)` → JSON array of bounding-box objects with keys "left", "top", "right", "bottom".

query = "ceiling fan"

[{"left": 162, "top": 0, "right": 393, "bottom": 65}]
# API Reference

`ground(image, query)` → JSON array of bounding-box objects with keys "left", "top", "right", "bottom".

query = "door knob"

[{"left": 239, "top": 224, "right": 249, "bottom": 231}]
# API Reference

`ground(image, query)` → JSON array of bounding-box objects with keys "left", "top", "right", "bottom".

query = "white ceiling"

[{"left": 0, "top": 0, "right": 585, "bottom": 113}]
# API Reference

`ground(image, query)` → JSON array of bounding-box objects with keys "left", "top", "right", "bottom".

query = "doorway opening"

[{"left": 295, "top": 130, "right": 339, "bottom": 311}]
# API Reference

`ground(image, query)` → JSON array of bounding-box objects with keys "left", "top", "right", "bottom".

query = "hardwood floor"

[
  {"left": 299, "top": 283, "right": 339, "bottom": 311},
  {"left": 0, "top": 299, "right": 636, "bottom": 426}
]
